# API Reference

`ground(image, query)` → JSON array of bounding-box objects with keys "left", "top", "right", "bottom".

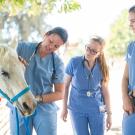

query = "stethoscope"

[
  {"left": 18, "top": 42, "right": 41, "bottom": 66},
  {"left": 82, "top": 56, "right": 103, "bottom": 100},
  {"left": 82, "top": 56, "right": 94, "bottom": 78},
  {"left": 82, "top": 56, "right": 94, "bottom": 90},
  {"left": 28, "top": 42, "right": 41, "bottom": 62},
  {"left": 28, "top": 42, "right": 57, "bottom": 80}
]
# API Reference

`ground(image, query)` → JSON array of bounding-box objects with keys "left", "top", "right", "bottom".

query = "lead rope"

[
  {"left": 15, "top": 108, "right": 31, "bottom": 135},
  {"left": 0, "top": 87, "right": 31, "bottom": 135},
  {"left": 24, "top": 116, "right": 30, "bottom": 135},
  {"left": 15, "top": 108, "right": 19, "bottom": 135}
]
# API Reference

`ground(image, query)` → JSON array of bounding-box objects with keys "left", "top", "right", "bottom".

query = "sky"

[{"left": 46, "top": 0, "right": 135, "bottom": 42}]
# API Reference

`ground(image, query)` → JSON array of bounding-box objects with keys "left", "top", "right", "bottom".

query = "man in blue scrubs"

[
  {"left": 9, "top": 27, "right": 68, "bottom": 135},
  {"left": 122, "top": 5, "right": 135, "bottom": 135}
]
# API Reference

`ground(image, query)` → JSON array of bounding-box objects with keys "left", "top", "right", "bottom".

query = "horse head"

[{"left": 0, "top": 45, "right": 37, "bottom": 116}]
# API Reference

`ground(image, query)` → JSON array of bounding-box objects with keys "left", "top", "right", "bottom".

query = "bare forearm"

[
  {"left": 35, "top": 83, "right": 65, "bottom": 103},
  {"left": 41, "top": 91, "right": 64, "bottom": 103},
  {"left": 62, "top": 74, "right": 72, "bottom": 109},
  {"left": 40, "top": 83, "right": 65, "bottom": 103},
  {"left": 122, "top": 63, "right": 129, "bottom": 101},
  {"left": 122, "top": 77, "right": 129, "bottom": 100},
  {"left": 62, "top": 86, "right": 69, "bottom": 109},
  {"left": 102, "top": 89, "right": 111, "bottom": 112}
]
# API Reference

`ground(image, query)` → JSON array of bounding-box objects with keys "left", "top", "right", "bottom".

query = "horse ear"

[{"left": 9, "top": 37, "right": 18, "bottom": 49}]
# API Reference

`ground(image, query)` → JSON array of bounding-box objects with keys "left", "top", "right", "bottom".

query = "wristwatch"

[{"left": 35, "top": 95, "right": 43, "bottom": 103}]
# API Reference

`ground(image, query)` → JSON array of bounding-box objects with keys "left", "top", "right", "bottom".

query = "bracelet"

[
  {"left": 36, "top": 95, "right": 43, "bottom": 103},
  {"left": 106, "top": 111, "right": 112, "bottom": 115}
]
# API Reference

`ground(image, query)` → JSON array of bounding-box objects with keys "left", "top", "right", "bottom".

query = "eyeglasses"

[{"left": 85, "top": 45, "right": 100, "bottom": 55}]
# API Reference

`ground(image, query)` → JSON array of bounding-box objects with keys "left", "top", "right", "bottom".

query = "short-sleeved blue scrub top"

[
  {"left": 126, "top": 41, "right": 135, "bottom": 91},
  {"left": 17, "top": 41, "right": 65, "bottom": 112},
  {"left": 66, "top": 56, "right": 104, "bottom": 113}
]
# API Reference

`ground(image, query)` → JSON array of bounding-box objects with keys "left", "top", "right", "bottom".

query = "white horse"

[{"left": 0, "top": 45, "right": 37, "bottom": 116}]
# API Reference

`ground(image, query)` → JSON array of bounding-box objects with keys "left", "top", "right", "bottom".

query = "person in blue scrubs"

[
  {"left": 9, "top": 27, "right": 68, "bottom": 135},
  {"left": 61, "top": 36, "right": 112, "bottom": 135},
  {"left": 122, "top": 5, "right": 135, "bottom": 135}
]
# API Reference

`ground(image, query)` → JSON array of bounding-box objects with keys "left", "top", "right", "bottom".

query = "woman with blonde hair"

[{"left": 61, "top": 35, "right": 112, "bottom": 135}]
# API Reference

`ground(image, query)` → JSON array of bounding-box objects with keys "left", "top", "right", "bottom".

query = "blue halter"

[
  {"left": 0, "top": 86, "right": 30, "bottom": 104},
  {"left": 0, "top": 86, "right": 31, "bottom": 135}
]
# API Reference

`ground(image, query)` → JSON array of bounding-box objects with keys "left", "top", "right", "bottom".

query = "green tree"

[
  {"left": 107, "top": 9, "right": 134, "bottom": 57},
  {"left": 0, "top": 0, "right": 80, "bottom": 43},
  {"left": 0, "top": 0, "right": 81, "bottom": 15}
]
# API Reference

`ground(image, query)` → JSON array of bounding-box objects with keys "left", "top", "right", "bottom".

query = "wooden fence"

[{"left": 0, "top": 100, "right": 10, "bottom": 135}]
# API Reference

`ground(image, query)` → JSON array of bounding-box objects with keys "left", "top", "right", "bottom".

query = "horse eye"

[{"left": 1, "top": 70, "right": 10, "bottom": 78}]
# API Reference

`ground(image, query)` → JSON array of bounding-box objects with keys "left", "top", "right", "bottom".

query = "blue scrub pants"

[
  {"left": 69, "top": 110, "right": 105, "bottom": 135},
  {"left": 9, "top": 106, "right": 57, "bottom": 135},
  {"left": 122, "top": 112, "right": 135, "bottom": 135}
]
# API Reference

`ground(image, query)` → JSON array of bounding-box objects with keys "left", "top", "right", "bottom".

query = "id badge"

[{"left": 99, "top": 105, "right": 106, "bottom": 112}]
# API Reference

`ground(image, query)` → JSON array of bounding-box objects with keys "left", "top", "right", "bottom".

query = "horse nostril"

[{"left": 23, "top": 102, "right": 30, "bottom": 110}]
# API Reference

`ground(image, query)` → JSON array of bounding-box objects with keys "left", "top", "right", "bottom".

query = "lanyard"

[{"left": 82, "top": 56, "right": 94, "bottom": 91}]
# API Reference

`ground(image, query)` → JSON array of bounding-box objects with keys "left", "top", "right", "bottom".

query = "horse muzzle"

[{"left": 15, "top": 99, "right": 37, "bottom": 116}]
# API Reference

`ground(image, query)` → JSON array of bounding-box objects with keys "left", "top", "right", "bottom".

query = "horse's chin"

[
  {"left": 18, "top": 107, "right": 36, "bottom": 116},
  {"left": 14, "top": 101, "right": 37, "bottom": 116}
]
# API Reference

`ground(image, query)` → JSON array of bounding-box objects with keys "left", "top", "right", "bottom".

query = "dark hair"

[
  {"left": 46, "top": 27, "right": 68, "bottom": 43},
  {"left": 129, "top": 5, "right": 135, "bottom": 13}
]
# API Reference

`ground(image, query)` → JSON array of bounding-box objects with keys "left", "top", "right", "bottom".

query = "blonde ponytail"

[
  {"left": 98, "top": 53, "right": 109, "bottom": 82},
  {"left": 90, "top": 35, "right": 109, "bottom": 82}
]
